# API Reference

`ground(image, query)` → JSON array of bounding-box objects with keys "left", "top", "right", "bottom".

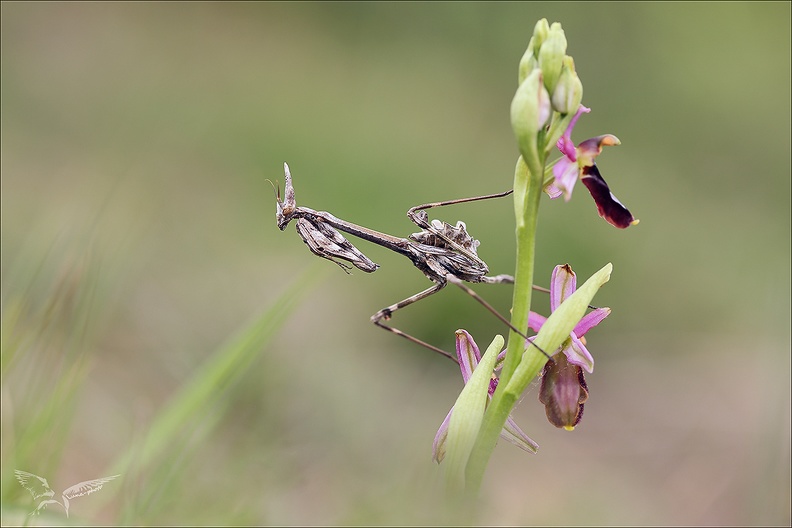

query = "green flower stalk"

[
  {"left": 437, "top": 18, "right": 636, "bottom": 494},
  {"left": 271, "top": 16, "right": 639, "bottom": 502},
  {"left": 463, "top": 264, "right": 612, "bottom": 491}
]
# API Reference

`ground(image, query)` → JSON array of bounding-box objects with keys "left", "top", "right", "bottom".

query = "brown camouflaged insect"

[{"left": 273, "top": 163, "right": 550, "bottom": 362}]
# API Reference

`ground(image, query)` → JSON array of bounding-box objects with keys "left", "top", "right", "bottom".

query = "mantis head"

[{"left": 274, "top": 162, "right": 297, "bottom": 230}]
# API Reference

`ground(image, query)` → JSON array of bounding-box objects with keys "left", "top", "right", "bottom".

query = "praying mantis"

[{"left": 273, "top": 163, "right": 550, "bottom": 362}]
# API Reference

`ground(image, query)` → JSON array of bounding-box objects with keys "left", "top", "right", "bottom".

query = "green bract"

[
  {"left": 444, "top": 334, "right": 503, "bottom": 491},
  {"left": 507, "top": 263, "right": 613, "bottom": 397}
]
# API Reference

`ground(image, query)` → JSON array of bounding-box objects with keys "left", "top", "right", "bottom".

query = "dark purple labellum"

[
  {"left": 539, "top": 353, "right": 589, "bottom": 430},
  {"left": 581, "top": 164, "right": 636, "bottom": 229}
]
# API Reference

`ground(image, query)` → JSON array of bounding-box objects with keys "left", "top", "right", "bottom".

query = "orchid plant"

[{"left": 436, "top": 19, "right": 637, "bottom": 493}]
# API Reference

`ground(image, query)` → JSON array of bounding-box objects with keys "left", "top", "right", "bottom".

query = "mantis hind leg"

[
  {"left": 369, "top": 276, "right": 551, "bottom": 362},
  {"left": 370, "top": 282, "right": 458, "bottom": 362}
]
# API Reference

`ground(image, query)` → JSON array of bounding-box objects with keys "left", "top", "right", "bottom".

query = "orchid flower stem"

[
  {"left": 504, "top": 154, "right": 545, "bottom": 386},
  {"left": 464, "top": 151, "right": 546, "bottom": 493}
]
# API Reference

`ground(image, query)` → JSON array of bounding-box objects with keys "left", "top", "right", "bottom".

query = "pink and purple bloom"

[
  {"left": 433, "top": 264, "right": 611, "bottom": 460},
  {"left": 548, "top": 105, "right": 639, "bottom": 229},
  {"left": 529, "top": 264, "right": 610, "bottom": 429},
  {"left": 432, "top": 330, "right": 539, "bottom": 463}
]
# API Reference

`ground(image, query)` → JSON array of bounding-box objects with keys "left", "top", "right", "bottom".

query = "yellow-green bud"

[
  {"left": 538, "top": 23, "right": 567, "bottom": 95},
  {"left": 511, "top": 69, "right": 550, "bottom": 168},
  {"left": 519, "top": 19, "right": 549, "bottom": 85},
  {"left": 531, "top": 18, "right": 550, "bottom": 52},
  {"left": 551, "top": 56, "right": 583, "bottom": 114},
  {"left": 518, "top": 44, "right": 539, "bottom": 85}
]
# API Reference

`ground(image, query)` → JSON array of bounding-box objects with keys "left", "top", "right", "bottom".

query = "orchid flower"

[
  {"left": 528, "top": 264, "right": 610, "bottom": 429},
  {"left": 432, "top": 330, "right": 538, "bottom": 464},
  {"left": 547, "top": 105, "right": 639, "bottom": 229}
]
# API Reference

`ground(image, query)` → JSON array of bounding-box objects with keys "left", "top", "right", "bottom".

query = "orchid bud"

[
  {"left": 511, "top": 69, "right": 550, "bottom": 167},
  {"left": 551, "top": 56, "right": 583, "bottom": 114},
  {"left": 532, "top": 18, "right": 550, "bottom": 52},
  {"left": 538, "top": 23, "right": 567, "bottom": 95},
  {"left": 518, "top": 44, "right": 539, "bottom": 85},
  {"left": 519, "top": 19, "right": 549, "bottom": 85}
]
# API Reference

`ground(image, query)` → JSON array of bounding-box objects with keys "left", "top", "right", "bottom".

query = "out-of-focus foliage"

[{"left": 1, "top": 3, "right": 789, "bottom": 526}]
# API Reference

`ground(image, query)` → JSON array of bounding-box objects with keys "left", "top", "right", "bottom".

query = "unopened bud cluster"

[
  {"left": 512, "top": 19, "right": 583, "bottom": 165},
  {"left": 521, "top": 19, "right": 582, "bottom": 115}
]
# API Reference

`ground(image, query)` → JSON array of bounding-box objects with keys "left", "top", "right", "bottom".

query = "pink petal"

[
  {"left": 557, "top": 134, "right": 577, "bottom": 161},
  {"left": 501, "top": 416, "right": 539, "bottom": 454},
  {"left": 563, "top": 332, "right": 595, "bottom": 373},
  {"left": 455, "top": 329, "right": 481, "bottom": 384},
  {"left": 544, "top": 181, "right": 564, "bottom": 200},
  {"left": 574, "top": 307, "right": 611, "bottom": 337},
  {"left": 557, "top": 105, "right": 591, "bottom": 160},
  {"left": 551, "top": 157, "right": 579, "bottom": 201},
  {"left": 550, "top": 264, "right": 577, "bottom": 311},
  {"left": 432, "top": 407, "right": 453, "bottom": 463},
  {"left": 527, "top": 311, "right": 547, "bottom": 333}
]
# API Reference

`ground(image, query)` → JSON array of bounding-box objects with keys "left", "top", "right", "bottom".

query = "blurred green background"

[{"left": 1, "top": 2, "right": 789, "bottom": 526}]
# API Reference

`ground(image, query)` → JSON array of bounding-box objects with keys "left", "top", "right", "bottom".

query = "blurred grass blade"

[{"left": 108, "top": 264, "right": 325, "bottom": 480}]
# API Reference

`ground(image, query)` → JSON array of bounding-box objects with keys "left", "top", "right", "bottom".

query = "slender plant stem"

[
  {"left": 464, "top": 151, "right": 546, "bottom": 493},
  {"left": 502, "top": 155, "right": 544, "bottom": 386}
]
